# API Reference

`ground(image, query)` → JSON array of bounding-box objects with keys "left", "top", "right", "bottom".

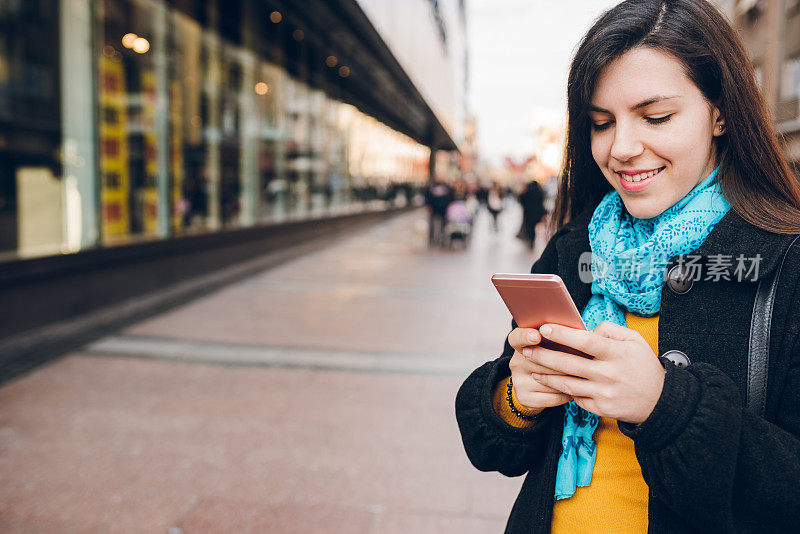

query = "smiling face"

[{"left": 589, "top": 47, "right": 725, "bottom": 220}]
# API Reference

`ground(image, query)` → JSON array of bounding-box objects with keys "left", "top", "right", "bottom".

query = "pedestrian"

[
  {"left": 424, "top": 178, "right": 452, "bottom": 246},
  {"left": 517, "top": 180, "right": 546, "bottom": 248},
  {"left": 455, "top": 1, "right": 800, "bottom": 533},
  {"left": 486, "top": 182, "right": 505, "bottom": 232},
  {"left": 475, "top": 181, "right": 489, "bottom": 207}
]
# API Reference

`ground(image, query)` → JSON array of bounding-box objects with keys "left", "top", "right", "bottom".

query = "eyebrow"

[{"left": 589, "top": 95, "right": 681, "bottom": 113}]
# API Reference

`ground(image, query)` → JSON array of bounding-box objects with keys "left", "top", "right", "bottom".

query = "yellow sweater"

[{"left": 492, "top": 311, "right": 660, "bottom": 533}]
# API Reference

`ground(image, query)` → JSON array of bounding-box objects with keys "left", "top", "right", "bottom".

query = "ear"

[{"left": 711, "top": 106, "right": 726, "bottom": 137}]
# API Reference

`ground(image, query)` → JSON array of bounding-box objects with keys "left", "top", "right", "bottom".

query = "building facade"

[
  {"left": 0, "top": 0, "right": 466, "bottom": 262},
  {"left": 711, "top": 0, "right": 800, "bottom": 175}
]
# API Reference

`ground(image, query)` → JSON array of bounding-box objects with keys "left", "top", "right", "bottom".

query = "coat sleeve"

[
  {"left": 455, "top": 225, "right": 570, "bottom": 477},
  {"left": 618, "top": 339, "right": 800, "bottom": 532}
]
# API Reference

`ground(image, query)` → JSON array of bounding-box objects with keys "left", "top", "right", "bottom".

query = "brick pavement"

[{"left": 0, "top": 205, "right": 547, "bottom": 533}]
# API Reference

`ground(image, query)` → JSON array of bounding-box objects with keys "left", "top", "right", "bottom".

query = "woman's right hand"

[{"left": 507, "top": 327, "right": 573, "bottom": 410}]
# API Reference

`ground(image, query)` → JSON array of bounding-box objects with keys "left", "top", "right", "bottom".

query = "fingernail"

[
  {"left": 540, "top": 325, "right": 552, "bottom": 337},
  {"left": 522, "top": 348, "right": 532, "bottom": 358},
  {"left": 532, "top": 372, "right": 542, "bottom": 380},
  {"left": 527, "top": 332, "right": 538, "bottom": 343}
]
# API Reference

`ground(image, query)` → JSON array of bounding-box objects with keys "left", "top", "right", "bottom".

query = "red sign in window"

[
  {"left": 104, "top": 202, "right": 122, "bottom": 221},
  {"left": 102, "top": 138, "right": 120, "bottom": 158},
  {"left": 102, "top": 73, "right": 120, "bottom": 92}
]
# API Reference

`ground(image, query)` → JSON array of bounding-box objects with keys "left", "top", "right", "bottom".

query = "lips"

[
  {"left": 616, "top": 167, "right": 666, "bottom": 183},
  {"left": 615, "top": 166, "right": 665, "bottom": 192}
]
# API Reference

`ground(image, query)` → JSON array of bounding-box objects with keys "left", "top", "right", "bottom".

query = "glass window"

[
  {"left": 325, "top": 99, "right": 349, "bottom": 212},
  {"left": 284, "top": 77, "right": 311, "bottom": 217},
  {"left": 0, "top": 0, "right": 63, "bottom": 260},
  {"left": 0, "top": 0, "right": 437, "bottom": 264},
  {"left": 97, "top": 0, "right": 161, "bottom": 245},
  {"left": 255, "top": 61, "right": 287, "bottom": 222},
  {"left": 167, "top": 10, "right": 207, "bottom": 234},
  {"left": 219, "top": 44, "right": 243, "bottom": 227},
  {"left": 308, "top": 89, "right": 326, "bottom": 214}
]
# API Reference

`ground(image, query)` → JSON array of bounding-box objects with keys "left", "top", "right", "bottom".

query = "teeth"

[{"left": 620, "top": 168, "right": 662, "bottom": 182}]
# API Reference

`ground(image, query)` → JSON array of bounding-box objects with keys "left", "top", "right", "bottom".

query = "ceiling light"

[
  {"left": 121, "top": 33, "right": 138, "bottom": 48},
  {"left": 132, "top": 37, "right": 150, "bottom": 54}
]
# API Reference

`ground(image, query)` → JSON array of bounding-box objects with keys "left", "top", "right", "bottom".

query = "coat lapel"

[
  {"left": 554, "top": 205, "right": 797, "bottom": 312},
  {"left": 687, "top": 209, "right": 797, "bottom": 281}
]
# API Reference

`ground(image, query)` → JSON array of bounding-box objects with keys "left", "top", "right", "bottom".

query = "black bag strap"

[{"left": 747, "top": 234, "right": 800, "bottom": 417}]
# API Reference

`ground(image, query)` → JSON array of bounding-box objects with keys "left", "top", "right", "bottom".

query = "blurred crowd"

[{"left": 423, "top": 176, "right": 555, "bottom": 249}]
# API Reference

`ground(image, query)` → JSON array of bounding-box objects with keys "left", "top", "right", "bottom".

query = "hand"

[
  {"left": 525, "top": 321, "right": 666, "bottom": 424},
  {"left": 507, "top": 327, "right": 573, "bottom": 411}
]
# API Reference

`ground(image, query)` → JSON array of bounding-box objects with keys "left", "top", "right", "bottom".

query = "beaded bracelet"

[{"left": 507, "top": 377, "right": 545, "bottom": 422}]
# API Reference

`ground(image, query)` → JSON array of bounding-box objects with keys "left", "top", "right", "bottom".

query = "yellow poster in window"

[
  {"left": 170, "top": 80, "right": 185, "bottom": 231},
  {"left": 98, "top": 55, "right": 130, "bottom": 238},
  {"left": 141, "top": 69, "right": 159, "bottom": 236}
]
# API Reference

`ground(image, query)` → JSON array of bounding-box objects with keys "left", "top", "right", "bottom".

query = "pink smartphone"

[{"left": 491, "top": 273, "right": 592, "bottom": 358}]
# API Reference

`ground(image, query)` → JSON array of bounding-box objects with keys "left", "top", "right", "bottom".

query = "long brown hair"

[{"left": 552, "top": 0, "right": 800, "bottom": 235}]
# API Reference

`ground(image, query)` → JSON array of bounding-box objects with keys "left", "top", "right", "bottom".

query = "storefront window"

[
  {"left": 0, "top": 0, "right": 63, "bottom": 260},
  {"left": 256, "top": 61, "right": 286, "bottom": 222},
  {"left": 168, "top": 11, "right": 206, "bottom": 234},
  {"left": 308, "top": 89, "right": 326, "bottom": 214},
  {"left": 0, "top": 0, "right": 436, "bottom": 265},
  {"left": 97, "top": 0, "right": 161, "bottom": 245},
  {"left": 340, "top": 104, "right": 429, "bottom": 209},
  {"left": 219, "top": 44, "right": 243, "bottom": 227},
  {"left": 325, "top": 99, "right": 349, "bottom": 211},
  {"left": 284, "top": 77, "right": 311, "bottom": 217}
]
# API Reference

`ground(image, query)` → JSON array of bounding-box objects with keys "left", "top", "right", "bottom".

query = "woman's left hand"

[{"left": 523, "top": 321, "right": 666, "bottom": 424}]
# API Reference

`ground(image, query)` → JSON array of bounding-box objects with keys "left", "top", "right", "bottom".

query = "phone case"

[{"left": 491, "top": 273, "right": 591, "bottom": 358}]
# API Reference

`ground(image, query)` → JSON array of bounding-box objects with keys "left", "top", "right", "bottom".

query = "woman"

[
  {"left": 455, "top": 1, "right": 800, "bottom": 533},
  {"left": 487, "top": 182, "right": 506, "bottom": 233},
  {"left": 517, "top": 179, "right": 546, "bottom": 248}
]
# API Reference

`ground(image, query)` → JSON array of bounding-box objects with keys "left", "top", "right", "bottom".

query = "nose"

[{"left": 609, "top": 121, "right": 644, "bottom": 162}]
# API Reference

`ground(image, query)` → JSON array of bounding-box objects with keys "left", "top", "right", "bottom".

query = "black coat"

[
  {"left": 518, "top": 182, "right": 546, "bottom": 240},
  {"left": 455, "top": 205, "right": 800, "bottom": 533}
]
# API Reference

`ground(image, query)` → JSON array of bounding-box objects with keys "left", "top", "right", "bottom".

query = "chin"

[{"left": 621, "top": 201, "right": 665, "bottom": 221}]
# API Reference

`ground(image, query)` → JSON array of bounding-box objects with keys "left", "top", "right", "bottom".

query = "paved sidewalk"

[{"left": 0, "top": 205, "right": 546, "bottom": 533}]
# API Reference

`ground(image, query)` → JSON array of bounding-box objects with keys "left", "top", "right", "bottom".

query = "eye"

[
  {"left": 591, "top": 120, "right": 614, "bottom": 131},
  {"left": 645, "top": 114, "right": 673, "bottom": 125}
]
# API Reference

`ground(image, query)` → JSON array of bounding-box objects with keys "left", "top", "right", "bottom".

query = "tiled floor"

[{"left": 0, "top": 204, "right": 547, "bottom": 533}]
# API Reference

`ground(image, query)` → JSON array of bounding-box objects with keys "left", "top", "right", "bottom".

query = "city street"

[
  {"left": 1, "top": 204, "right": 546, "bottom": 533},
  {"left": 3, "top": 0, "right": 798, "bottom": 532}
]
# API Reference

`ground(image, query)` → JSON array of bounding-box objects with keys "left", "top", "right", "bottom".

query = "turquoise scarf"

[{"left": 554, "top": 167, "right": 731, "bottom": 500}]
